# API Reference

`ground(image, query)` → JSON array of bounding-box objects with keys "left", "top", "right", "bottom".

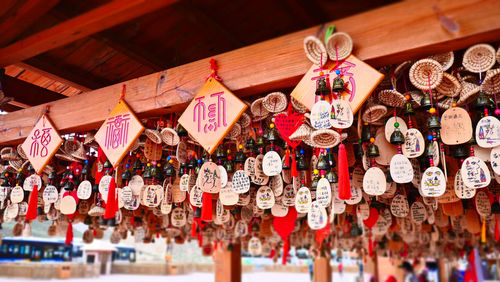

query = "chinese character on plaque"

[
  {"left": 291, "top": 55, "right": 384, "bottom": 113},
  {"left": 178, "top": 78, "right": 247, "bottom": 155},
  {"left": 95, "top": 99, "right": 144, "bottom": 167},
  {"left": 21, "top": 115, "right": 63, "bottom": 174}
]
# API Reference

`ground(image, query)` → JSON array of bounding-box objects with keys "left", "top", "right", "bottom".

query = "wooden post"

[
  {"left": 313, "top": 257, "right": 332, "bottom": 282},
  {"left": 438, "top": 258, "right": 448, "bottom": 282},
  {"left": 215, "top": 243, "right": 241, "bottom": 282}
]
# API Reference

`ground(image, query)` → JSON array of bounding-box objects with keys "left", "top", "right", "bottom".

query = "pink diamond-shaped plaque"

[
  {"left": 22, "top": 115, "right": 63, "bottom": 174},
  {"left": 178, "top": 78, "right": 247, "bottom": 155},
  {"left": 95, "top": 100, "right": 144, "bottom": 167}
]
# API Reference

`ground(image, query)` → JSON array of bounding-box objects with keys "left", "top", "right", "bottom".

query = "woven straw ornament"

[
  {"left": 325, "top": 32, "right": 353, "bottom": 61},
  {"left": 310, "top": 129, "right": 341, "bottom": 148},
  {"left": 378, "top": 89, "right": 407, "bottom": 108},
  {"left": 303, "top": 36, "right": 328, "bottom": 67},
  {"left": 160, "top": 128, "right": 180, "bottom": 146},
  {"left": 362, "top": 101, "right": 387, "bottom": 123},
  {"left": 409, "top": 59, "right": 443, "bottom": 90},
  {"left": 428, "top": 51, "right": 454, "bottom": 71},
  {"left": 263, "top": 92, "right": 287, "bottom": 113},
  {"left": 144, "top": 129, "right": 162, "bottom": 144},
  {"left": 482, "top": 68, "right": 500, "bottom": 95},
  {"left": 436, "top": 72, "right": 461, "bottom": 98},
  {"left": 462, "top": 43, "right": 496, "bottom": 73}
]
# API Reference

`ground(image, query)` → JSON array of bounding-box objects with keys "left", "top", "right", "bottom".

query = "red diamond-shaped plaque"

[
  {"left": 22, "top": 115, "right": 63, "bottom": 174},
  {"left": 178, "top": 78, "right": 247, "bottom": 155},
  {"left": 95, "top": 99, "right": 144, "bottom": 167}
]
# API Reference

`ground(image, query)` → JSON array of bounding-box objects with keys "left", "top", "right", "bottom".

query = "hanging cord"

[{"left": 206, "top": 59, "right": 222, "bottom": 82}]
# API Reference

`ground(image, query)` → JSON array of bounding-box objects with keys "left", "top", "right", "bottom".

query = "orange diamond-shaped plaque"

[
  {"left": 95, "top": 99, "right": 144, "bottom": 167},
  {"left": 178, "top": 78, "right": 247, "bottom": 155},
  {"left": 291, "top": 55, "right": 384, "bottom": 113},
  {"left": 22, "top": 115, "right": 63, "bottom": 174}
]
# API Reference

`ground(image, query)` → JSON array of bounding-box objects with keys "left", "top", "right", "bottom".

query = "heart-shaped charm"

[
  {"left": 273, "top": 206, "right": 297, "bottom": 239},
  {"left": 363, "top": 207, "right": 379, "bottom": 229},
  {"left": 274, "top": 113, "right": 304, "bottom": 149}
]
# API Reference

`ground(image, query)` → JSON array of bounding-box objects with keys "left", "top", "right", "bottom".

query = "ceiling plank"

[
  {"left": 0, "top": 0, "right": 179, "bottom": 67},
  {"left": 2, "top": 74, "right": 67, "bottom": 107},
  {"left": 0, "top": 0, "right": 60, "bottom": 47},
  {"left": 1, "top": 0, "right": 500, "bottom": 144}
]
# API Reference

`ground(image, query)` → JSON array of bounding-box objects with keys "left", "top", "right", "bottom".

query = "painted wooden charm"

[
  {"left": 330, "top": 99, "right": 353, "bottom": 129},
  {"left": 476, "top": 116, "right": 500, "bottom": 148},
  {"left": 440, "top": 107, "right": 472, "bottom": 145},
  {"left": 390, "top": 154, "right": 413, "bottom": 183},
  {"left": 363, "top": 167, "right": 386, "bottom": 196},
  {"left": 421, "top": 167, "right": 446, "bottom": 197},
  {"left": 460, "top": 156, "right": 491, "bottom": 188}
]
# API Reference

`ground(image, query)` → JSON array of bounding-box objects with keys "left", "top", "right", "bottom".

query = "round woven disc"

[
  {"left": 251, "top": 97, "right": 270, "bottom": 117},
  {"left": 160, "top": 128, "right": 180, "bottom": 146},
  {"left": 428, "top": 51, "right": 454, "bottom": 71},
  {"left": 303, "top": 36, "right": 327, "bottom": 67},
  {"left": 325, "top": 32, "right": 353, "bottom": 61},
  {"left": 310, "top": 129, "right": 340, "bottom": 148},
  {"left": 378, "top": 89, "right": 407, "bottom": 108},
  {"left": 457, "top": 81, "right": 480, "bottom": 106},
  {"left": 238, "top": 112, "right": 251, "bottom": 128},
  {"left": 436, "top": 72, "right": 461, "bottom": 98},
  {"left": 289, "top": 123, "right": 313, "bottom": 141},
  {"left": 482, "top": 68, "right": 500, "bottom": 95},
  {"left": 263, "top": 92, "right": 287, "bottom": 113},
  {"left": 362, "top": 103, "right": 387, "bottom": 123},
  {"left": 409, "top": 59, "right": 443, "bottom": 90},
  {"left": 462, "top": 43, "right": 496, "bottom": 73},
  {"left": 291, "top": 97, "right": 307, "bottom": 113}
]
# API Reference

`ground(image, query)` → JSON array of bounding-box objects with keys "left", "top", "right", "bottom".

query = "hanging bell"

[
  {"left": 332, "top": 77, "right": 345, "bottom": 94},
  {"left": 386, "top": 171, "right": 393, "bottom": 183},
  {"left": 143, "top": 165, "right": 152, "bottom": 179},
  {"left": 315, "top": 76, "right": 331, "bottom": 96},
  {"left": 403, "top": 101, "right": 415, "bottom": 116},
  {"left": 176, "top": 124, "right": 188, "bottom": 137},
  {"left": 150, "top": 165, "right": 159, "bottom": 179},
  {"left": 317, "top": 154, "right": 330, "bottom": 171},
  {"left": 325, "top": 170, "right": 338, "bottom": 183},
  {"left": 63, "top": 180, "right": 74, "bottom": 191},
  {"left": 354, "top": 143, "right": 364, "bottom": 159},
  {"left": 234, "top": 150, "right": 246, "bottom": 164},
  {"left": 194, "top": 207, "right": 202, "bottom": 218},
  {"left": 16, "top": 171, "right": 25, "bottom": 184},
  {"left": 367, "top": 143, "right": 380, "bottom": 158},
  {"left": 245, "top": 136, "right": 256, "bottom": 151},
  {"left": 491, "top": 202, "right": 500, "bottom": 214},
  {"left": 361, "top": 126, "right": 371, "bottom": 143},
  {"left": 255, "top": 135, "right": 265, "bottom": 148},
  {"left": 81, "top": 162, "right": 90, "bottom": 176},
  {"left": 282, "top": 153, "right": 291, "bottom": 170},
  {"left": 163, "top": 162, "right": 176, "bottom": 177},
  {"left": 267, "top": 125, "right": 279, "bottom": 143},
  {"left": 103, "top": 160, "right": 113, "bottom": 170},
  {"left": 27, "top": 164, "right": 35, "bottom": 174},
  {"left": 296, "top": 153, "right": 308, "bottom": 171},
  {"left": 390, "top": 129, "right": 405, "bottom": 145},
  {"left": 187, "top": 157, "right": 197, "bottom": 170},
  {"left": 121, "top": 169, "right": 132, "bottom": 182},
  {"left": 425, "top": 141, "right": 434, "bottom": 158},
  {"left": 427, "top": 114, "right": 441, "bottom": 130},
  {"left": 453, "top": 146, "right": 468, "bottom": 159},
  {"left": 251, "top": 221, "right": 260, "bottom": 233},
  {"left": 214, "top": 145, "right": 226, "bottom": 160},
  {"left": 132, "top": 159, "right": 142, "bottom": 172},
  {"left": 420, "top": 92, "right": 432, "bottom": 110},
  {"left": 179, "top": 163, "right": 186, "bottom": 176},
  {"left": 474, "top": 91, "right": 489, "bottom": 111},
  {"left": 225, "top": 158, "right": 234, "bottom": 174},
  {"left": 48, "top": 168, "right": 57, "bottom": 182},
  {"left": 311, "top": 174, "right": 319, "bottom": 190}
]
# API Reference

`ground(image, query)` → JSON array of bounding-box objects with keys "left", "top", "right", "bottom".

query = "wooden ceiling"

[{"left": 0, "top": 0, "right": 397, "bottom": 113}]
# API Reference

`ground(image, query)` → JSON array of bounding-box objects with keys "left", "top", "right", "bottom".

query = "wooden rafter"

[
  {"left": 2, "top": 74, "right": 67, "bottom": 107},
  {"left": 1, "top": 0, "right": 500, "bottom": 145},
  {"left": 0, "top": 0, "right": 179, "bottom": 68}
]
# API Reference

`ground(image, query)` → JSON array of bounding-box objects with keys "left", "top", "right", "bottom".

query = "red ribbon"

[{"left": 26, "top": 184, "right": 38, "bottom": 220}]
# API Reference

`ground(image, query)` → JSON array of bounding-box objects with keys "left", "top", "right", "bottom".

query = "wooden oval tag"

[
  {"left": 307, "top": 201, "right": 327, "bottom": 230},
  {"left": 491, "top": 146, "right": 500, "bottom": 174},
  {"left": 357, "top": 203, "right": 370, "bottom": 220},
  {"left": 421, "top": 167, "right": 446, "bottom": 197},
  {"left": 330, "top": 99, "right": 353, "bottom": 129},
  {"left": 315, "top": 178, "right": 331, "bottom": 207},
  {"left": 60, "top": 196, "right": 77, "bottom": 215},
  {"left": 129, "top": 175, "right": 144, "bottom": 195},
  {"left": 198, "top": 162, "right": 221, "bottom": 193},
  {"left": 237, "top": 193, "right": 250, "bottom": 206},
  {"left": 282, "top": 184, "right": 296, "bottom": 206},
  {"left": 143, "top": 185, "right": 163, "bottom": 207},
  {"left": 390, "top": 154, "right": 413, "bottom": 183},
  {"left": 219, "top": 182, "right": 239, "bottom": 206},
  {"left": 332, "top": 197, "right": 346, "bottom": 214},
  {"left": 461, "top": 156, "right": 491, "bottom": 188},
  {"left": 441, "top": 107, "right": 472, "bottom": 145},
  {"left": 180, "top": 174, "right": 190, "bottom": 192},
  {"left": 363, "top": 167, "right": 386, "bottom": 196},
  {"left": 5, "top": 203, "right": 19, "bottom": 219},
  {"left": 263, "top": 151, "right": 282, "bottom": 176},
  {"left": 345, "top": 186, "right": 362, "bottom": 205},
  {"left": 310, "top": 100, "right": 332, "bottom": 129},
  {"left": 454, "top": 170, "right": 476, "bottom": 199},
  {"left": 219, "top": 166, "right": 228, "bottom": 188},
  {"left": 171, "top": 183, "right": 186, "bottom": 203},
  {"left": 375, "top": 127, "right": 398, "bottom": 165},
  {"left": 391, "top": 194, "right": 409, "bottom": 217},
  {"left": 269, "top": 175, "right": 284, "bottom": 197},
  {"left": 171, "top": 207, "right": 186, "bottom": 227},
  {"left": 271, "top": 203, "right": 288, "bottom": 217},
  {"left": 231, "top": 170, "right": 250, "bottom": 194},
  {"left": 235, "top": 220, "right": 249, "bottom": 237},
  {"left": 189, "top": 185, "right": 203, "bottom": 207},
  {"left": 23, "top": 174, "right": 42, "bottom": 191},
  {"left": 352, "top": 167, "right": 364, "bottom": 189},
  {"left": 410, "top": 201, "right": 427, "bottom": 224},
  {"left": 385, "top": 117, "right": 408, "bottom": 142},
  {"left": 144, "top": 138, "right": 162, "bottom": 160},
  {"left": 248, "top": 237, "right": 262, "bottom": 256},
  {"left": 10, "top": 186, "right": 24, "bottom": 203},
  {"left": 77, "top": 180, "right": 92, "bottom": 200},
  {"left": 99, "top": 175, "right": 112, "bottom": 200},
  {"left": 43, "top": 185, "right": 58, "bottom": 204},
  {"left": 256, "top": 186, "right": 275, "bottom": 209},
  {"left": 476, "top": 116, "right": 500, "bottom": 148},
  {"left": 244, "top": 157, "right": 256, "bottom": 177},
  {"left": 475, "top": 191, "right": 491, "bottom": 217},
  {"left": 176, "top": 140, "right": 188, "bottom": 163},
  {"left": 402, "top": 128, "right": 425, "bottom": 158},
  {"left": 122, "top": 186, "right": 133, "bottom": 203},
  {"left": 295, "top": 187, "right": 312, "bottom": 213}
]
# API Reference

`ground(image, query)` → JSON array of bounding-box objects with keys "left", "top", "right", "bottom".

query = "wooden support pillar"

[
  {"left": 215, "top": 243, "right": 241, "bottom": 282},
  {"left": 313, "top": 257, "right": 332, "bottom": 282},
  {"left": 438, "top": 258, "right": 448, "bottom": 282}
]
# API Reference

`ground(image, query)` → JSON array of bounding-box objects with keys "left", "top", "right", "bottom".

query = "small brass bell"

[
  {"left": 427, "top": 115, "right": 441, "bottom": 130},
  {"left": 63, "top": 180, "right": 74, "bottom": 191},
  {"left": 150, "top": 165, "right": 159, "bottom": 178},
  {"left": 474, "top": 91, "right": 489, "bottom": 110},
  {"left": 255, "top": 135, "right": 265, "bottom": 148},
  {"left": 425, "top": 141, "right": 434, "bottom": 158},
  {"left": 282, "top": 153, "right": 291, "bottom": 169},
  {"left": 386, "top": 171, "right": 393, "bottom": 183},
  {"left": 367, "top": 143, "right": 380, "bottom": 158},
  {"left": 311, "top": 174, "right": 319, "bottom": 190},
  {"left": 252, "top": 221, "right": 260, "bottom": 233},
  {"left": 361, "top": 126, "right": 371, "bottom": 143},
  {"left": 179, "top": 163, "right": 186, "bottom": 176},
  {"left": 296, "top": 152, "right": 308, "bottom": 171},
  {"left": 48, "top": 168, "right": 57, "bottom": 182},
  {"left": 453, "top": 146, "right": 468, "bottom": 159},
  {"left": 132, "top": 159, "right": 142, "bottom": 172},
  {"left": 403, "top": 101, "right": 415, "bottom": 116},
  {"left": 187, "top": 157, "right": 197, "bottom": 169},
  {"left": 326, "top": 170, "right": 338, "bottom": 183},
  {"left": 16, "top": 171, "right": 25, "bottom": 184},
  {"left": 194, "top": 207, "right": 202, "bottom": 218},
  {"left": 267, "top": 125, "right": 279, "bottom": 143},
  {"left": 176, "top": 124, "right": 188, "bottom": 137},
  {"left": 245, "top": 137, "right": 256, "bottom": 150},
  {"left": 420, "top": 92, "right": 432, "bottom": 110},
  {"left": 225, "top": 158, "right": 234, "bottom": 174},
  {"left": 27, "top": 164, "right": 35, "bottom": 173},
  {"left": 354, "top": 143, "right": 364, "bottom": 159},
  {"left": 315, "top": 76, "right": 331, "bottom": 96},
  {"left": 103, "top": 160, "right": 113, "bottom": 169},
  {"left": 163, "top": 162, "right": 176, "bottom": 177},
  {"left": 214, "top": 145, "right": 226, "bottom": 160},
  {"left": 491, "top": 202, "right": 500, "bottom": 214},
  {"left": 121, "top": 169, "right": 132, "bottom": 182},
  {"left": 143, "top": 165, "right": 152, "bottom": 179},
  {"left": 317, "top": 154, "right": 330, "bottom": 171},
  {"left": 332, "top": 77, "right": 345, "bottom": 94},
  {"left": 390, "top": 129, "right": 405, "bottom": 145},
  {"left": 234, "top": 150, "right": 246, "bottom": 164},
  {"left": 82, "top": 162, "right": 90, "bottom": 176}
]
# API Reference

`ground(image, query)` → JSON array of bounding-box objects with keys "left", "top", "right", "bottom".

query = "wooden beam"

[
  {"left": 1, "top": 0, "right": 500, "bottom": 144},
  {"left": 2, "top": 74, "right": 67, "bottom": 107},
  {"left": 0, "top": 0, "right": 179, "bottom": 67}
]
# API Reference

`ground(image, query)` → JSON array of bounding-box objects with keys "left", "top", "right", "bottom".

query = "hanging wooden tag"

[
  {"left": 315, "top": 178, "right": 331, "bottom": 207},
  {"left": 144, "top": 138, "right": 162, "bottom": 161},
  {"left": 263, "top": 151, "right": 282, "bottom": 176},
  {"left": 256, "top": 186, "right": 275, "bottom": 209},
  {"left": 178, "top": 78, "right": 247, "bottom": 154},
  {"left": 189, "top": 185, "right": 203, "bottom": 207},
  {"left": 491, "top": 146, "right": 500, "bottom": 174},
  {"left": 391, "top": 194, "right": 409, "bottom": 217},
  {"left": 345, "top": 186, "right": 362, "bottom": 205},
  {"left": 440, "top": 107, "right": 472, "bottom": 145},
  {"left": 363, "top": 167, "right": 386, "bottom": 196},
  {"left": 375, "top": 127, "right": 398, "bottom": 165},
  {"left": 219, "top": 182, "right": 239, "bottom": 206},
  {"left": 231, "top": 170, "right": 250, "bottom": 194},
  {"left": 23, "top": 174, "right": 42, "bottom": 192},
  {"left": 290, "top": 55, "right": 384, "bottom": 112},
  {"left": 95, "top": 99, "right": 144, "bottom": 167},
  {"left": 143, "top": 185, "right": 163, "bottom": 207},
  {"left": 129, "top": 175, "right": 144, "bottom": 195},
  {"left": 437, "top": 178, "right": 460, "bottom": 204},
  {"left": 43, "top": 185, "right": 58, "bottom": 204},
  {"left": 60, "top": 195, "right": 77, "bottom": 215},
  {"left": 410, "top": 201, "right": 427, "bottom": 224},
  {"left": 385, "top": 117, "right": 408, "bottom": 142},
  {"left": 420, "top": 167, "right": 446, "bottom": 197},
  {"left": 310, "top": 100, "right": 332, "bottom": 129},
  {"left": 198, "top": 162, "right": 221, "bottom": 193},
  {"left": 248, "top": 237, "right": 262, "bottom": 256},
  {"left": 402, "top": 128, "right": 424, "bottom": 158},
  {"left": 307, "top": 201, "right": 327, "bottom": 230},
  {"left": 180, "top": 174, "right": 190, "bottom": 192},
  {"left": 10, "top": 186, "right": 24, "bottom": 203},
  {"left": 352, "top": 167, "right": 364, "bottom": 189},
  {"left": 244, "top": 157, "right": 256, "bottom": 177},
  {"left": 332, "top": 197, "right": 346, "bottom": 214},
  {"left": 269, "top": 175, "right": 283, "bottom": 197},
  {"left": 21, "top": 114, "right": 63, "bottom": 174},
  {"left": 357, "top": 203, "right": 370, "bottom": 220},
  {"left": 171, "top": 207, "right": 186, "bottom": 227},
  {"left": 475, "top": 191, "right": 491, "bottom": 217},
  {"left": 76, "top": 180, "right": 92, "bottom": 200},
  {"left": 295, "top": 187, "right": 312, "bottom": 213},
  {"left": 461, "top": 156, "right": 491, "bottom": 188},
  {"left": 219, "top": 165, "right": 228, "bottom": 188},
  {"left": 282, "top": 184, "right": 296, "bottom": 206},
  {"left": 476, "top": 116, "right": 500, "bottom": 148},
  {"left": 271, "top": 202, "right": 288, "bottom": 217},
  {"left": 5, "top": 203, "right": 19, "bottom": 220},
  {"left": 330, "top": 99, "right": 353, "bottom": 129},
  {"left": 390, "top": 154, "right": 413, "bottom": 183}
]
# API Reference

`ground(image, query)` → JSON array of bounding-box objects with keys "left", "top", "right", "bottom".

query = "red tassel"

[
  {"left": 65, "top": 221, "right": 73, "bottom": 245},
  {"left": 191, "top": 220, "right": 197, "bottom": 238},
  {"left": 201, "top": 193, "right": 213, "bottom": 221},
  {"left": 130, "top": 215, "right": 135, "bottom": 227},
  {"left": 269, "top": 249, "right": 276, "bottom": 259},
  {"left": 337, "top": 143, "right": 351, "bottom": 200},
  {"left": 282, "top": 238, "right": 290, "bottom": 265},
  {"left": 26, "top": 184, "right": 38, "bottom": 220},
  {"left": 95, "top": 147, "right": 106, "bottom": 184},
  {"left": 284, "top": 147, "right": 290, "bottom": 167},
  {"left": 104, "top": 177, "right": 117, "bottom": 219},
  {"left": 495, "top": 216, "right": 500, "bottom": 242},
  {"left": 291, "top": 150, "right": 298, "bottom": 177},
  {"left": 368, "top": 235, "right": 373, "bottom": 257}
]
